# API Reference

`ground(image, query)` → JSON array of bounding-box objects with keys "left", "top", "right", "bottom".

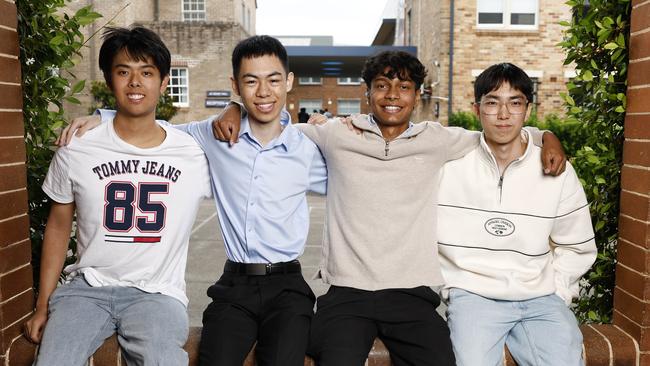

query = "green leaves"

[
  {"left": 560, "top": 0, "right": 630, "bottom": 325},
  {"left": 17, "top": 0, "right": 102, "bottom": 287}
]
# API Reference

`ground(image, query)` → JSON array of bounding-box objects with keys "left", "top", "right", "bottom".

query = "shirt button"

[
  {"left": 250, "top": 202, "right": 255, "bottom": 206},
  {"left": 254, "top": 176, "right": 259, "bottom": 180}
]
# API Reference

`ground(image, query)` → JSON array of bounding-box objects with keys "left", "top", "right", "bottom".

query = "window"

[
  {"left": 168, "top": 67, "right": 189, "bottom": 107},
  {"left": 183, "top": 0, "right": 205, "bottom": 22},
  {"left": 299, "top": 99, "right": 322, "bottom": 113},
  {"left": 337, "top": 99, "right": 361, "bottom": 115},
  {"left": 477, "top": 0, "right": 537, "bottom": 29},
  {"left": 530, "top": 77, "right": 540, "bottom": 105},
  {"left": 298, "top": 77, "right": 322, "bottom": 85},
  {"left": 337, "top": 77, "right": 362, "bottom": 85}
]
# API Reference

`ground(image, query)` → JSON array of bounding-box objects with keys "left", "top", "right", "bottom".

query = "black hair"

[
  {"left": 361, "top": 51, "right": 427, "bottom": 89},
  {"left": 98, "top": 26, "right": 171, "bottom": 88},
  {"left": 474, "top": 63, "right": 533, "bottom": 103},
  {"left": 232, "top": 35, "right": 289, "bottom": 77}
]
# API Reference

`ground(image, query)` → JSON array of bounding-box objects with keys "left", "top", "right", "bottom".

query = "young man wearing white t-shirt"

[{"left": 23, "top": 27, "right": 211, "bottom": 365}]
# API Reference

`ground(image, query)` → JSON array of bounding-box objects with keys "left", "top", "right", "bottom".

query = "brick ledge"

[{"left": 3, "top": 324, "right": 639, "bottom": 365}]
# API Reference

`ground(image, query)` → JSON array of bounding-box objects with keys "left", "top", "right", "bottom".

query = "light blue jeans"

[
  {"left": 35, "top": 276, "right": 188, "bottom": 366},
  {"left": 446, "top": 289, "right": 584, "bottom": 366}
]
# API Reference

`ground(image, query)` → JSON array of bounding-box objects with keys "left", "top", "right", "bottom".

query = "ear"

[
  {"left": 472, "top": 102, "right": 481, "bottom": 118},
  {"left": 365, "top": 89, "right": 370, "bottom": 104},
  {"left": 286, "top": 72, "right": 294, "bottom": 93},
  {"left": 524, "top": 102, "right": 532, "bottom": 121},
  {"left": 159, "top": 75, "right": 170, "bottom": 94},
  {"left": 231, "top": 75, "right": 240, "bottom": 97},
  {"left": 414, "top": 87, "right": 421, "bottom": 108}
]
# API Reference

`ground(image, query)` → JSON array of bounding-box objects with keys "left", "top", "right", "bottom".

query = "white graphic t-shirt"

[{"left": 43, "top": 119, "right": 212, "bottom": 306}]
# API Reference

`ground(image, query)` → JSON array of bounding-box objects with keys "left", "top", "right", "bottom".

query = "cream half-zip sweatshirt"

[
  {"left": 296, "top": 115, "right": 545, "bottom": 291},
  {"left": 437, "top": 130, "right": 596, "bottom": 304}
]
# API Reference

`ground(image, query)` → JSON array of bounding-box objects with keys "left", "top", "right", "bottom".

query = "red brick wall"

[
  {"left": 613, "top": 0, "right": 650, "bottom": 363},
  {"left": 286, "top": 77, "right": 370, "bottom": 122},
  {"left": 0, "top": 0, "right": 34, "bottom": 361}
]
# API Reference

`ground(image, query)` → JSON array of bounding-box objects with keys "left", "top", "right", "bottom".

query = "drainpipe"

[
  {"left": 154, "top": 0, "right": 159, "bottom": 21},
  {"left": 447, "top": 0, "right": 455, "bottom": 121}
]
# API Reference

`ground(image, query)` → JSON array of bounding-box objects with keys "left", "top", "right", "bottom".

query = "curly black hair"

[{"left": 361, "top": 51, "right": 427, "bottom": 89}]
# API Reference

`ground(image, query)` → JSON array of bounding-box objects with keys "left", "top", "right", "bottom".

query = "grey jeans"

[{"left": 35, "top": 276, "right": 188, "bottom": 366}]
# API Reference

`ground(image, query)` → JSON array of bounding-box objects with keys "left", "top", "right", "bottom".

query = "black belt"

[{"left": 224, "top": 259, "right": 301, "bottom": 276}]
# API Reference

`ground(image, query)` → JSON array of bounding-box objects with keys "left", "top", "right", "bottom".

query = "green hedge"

[
  {"left": 448, "top": 111, "right": 586, "bottom": 158},
  {"left": 88, "top": 81, "right": 178, "bottom": 121},
  {"left": 559, "top": 0, "right": 630, "bottom": 324}
]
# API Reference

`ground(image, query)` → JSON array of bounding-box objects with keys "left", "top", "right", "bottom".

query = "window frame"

[
  {"left": 298, "top": 77, "right": 322, "bottom": 85},
  {"left": 337, "top": 77, "right": 362, "bottom": 85},
  {"left": 336, "top": 98, "right": 361, "bottom": 116},
  {"left": 299, "top": 99, "right": 323, "bottom": 113},
  {"left": 476, "top": 0, "right": 539, "bottom": 30},
  {"left": 182, "top": 0, "right": 206, "bottom": 22},
  {"left": 168, "top": 67, "right": 190, "bottom": 108}
]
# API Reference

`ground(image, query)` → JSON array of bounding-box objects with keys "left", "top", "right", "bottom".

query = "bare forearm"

[{"left": 35, "top": 204, "right": 74, "bottom": 311}]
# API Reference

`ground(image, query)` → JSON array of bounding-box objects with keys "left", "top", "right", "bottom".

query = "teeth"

[
  {"left": 256, "top": 103, "right": 274, "bottom": 111},
  {"left": 384, "top": 106, "right": 401, "bottom": 111},
  {"left": 128, "top": 94, "right": 144, "bottom": 100}
]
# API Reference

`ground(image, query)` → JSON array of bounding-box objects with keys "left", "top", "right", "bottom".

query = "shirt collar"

[
  {"left": 240, "top": 108, "right": 294, "bottom": 151},
  {"left": 368, "top": 114, "right": 416, "bottom": 137}
]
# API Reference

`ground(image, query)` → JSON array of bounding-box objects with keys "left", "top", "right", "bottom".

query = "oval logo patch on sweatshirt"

[{"left": 484, "top": 218, "right": 515, "bottom": 236}]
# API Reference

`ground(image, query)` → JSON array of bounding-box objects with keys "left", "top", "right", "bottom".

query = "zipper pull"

[
  {"left": 498, "top": 176, "right": 504, "bottom": 189},
  {"left": 384, "top": 140, "right": 389, "bottom": 157}
]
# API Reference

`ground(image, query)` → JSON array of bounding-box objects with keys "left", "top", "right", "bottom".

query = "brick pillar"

[
  {"left": 612, "top": 0, "right": 650, "bottom": 364},
  {"left": 0, "top": 0, "right": 34, "bottom": 362}
]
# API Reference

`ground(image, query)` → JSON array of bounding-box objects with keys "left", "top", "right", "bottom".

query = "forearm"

[{"left": 35, "top": 204, "right": 74, "bottom": 311}]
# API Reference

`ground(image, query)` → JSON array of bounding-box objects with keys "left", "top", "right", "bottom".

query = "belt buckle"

[{"left": 246, "top": 263, "right": 271, "bottom": 275}]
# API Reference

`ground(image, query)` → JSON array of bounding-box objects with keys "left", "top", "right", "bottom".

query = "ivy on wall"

[
  {"left": 17, "top": 0, "right": 101, "bottom": 284},
  {"left": 559, "top": 0, "right": 630, "bottom": 323}
]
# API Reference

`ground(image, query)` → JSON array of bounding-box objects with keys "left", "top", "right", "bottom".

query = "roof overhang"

[
  {"left": 372, "top": 18, "right": 397, "bottom": 45},
  {"left": 286, "top": 45, "right": 417, "bottom": 77}
]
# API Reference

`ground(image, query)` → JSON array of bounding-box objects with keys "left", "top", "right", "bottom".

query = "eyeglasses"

[{"left": 476, "top": 99, "right": 529, "bottom": 115}]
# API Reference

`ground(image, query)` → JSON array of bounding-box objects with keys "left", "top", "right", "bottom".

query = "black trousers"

[
  {"left": 308, "top": 286, "right": 456, "bottom": 366},
  {"left": 198, "top": 271, "right": 315, "bottom": 366}
]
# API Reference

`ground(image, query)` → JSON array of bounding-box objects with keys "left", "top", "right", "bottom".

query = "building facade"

[
  {"left": 286, "top": 75, "right": 371, "bottom": 122},
  {"left": 65, "top": 0, "right": 256, "bottom": 123},
  {"left": 402, "top": 0, "right": 574, "bottom": 123}
]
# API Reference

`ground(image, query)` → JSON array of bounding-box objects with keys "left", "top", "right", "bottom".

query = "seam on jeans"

[
  {"left": 520, "top": 322, "right": 542, "bottom": 366},
  {"left": 587, "top": 325, "right": 613, "bottom": 366},
  {"left": 87, "top": 316, "right": 115, "bottom": 363}
]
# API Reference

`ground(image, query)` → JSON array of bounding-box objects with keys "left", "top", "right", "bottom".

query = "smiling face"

[
  {"left": 474, "top": 81, "right": 531, "bottom": 149},
  {"left": 367, "top": 68, "right": 420, "bottom": 129},
  {"left": 110, "top": 48, "right": 168, "bottom": 121},
  {"left": 231, "top": 54, "right": 293, "bottom": 126}
]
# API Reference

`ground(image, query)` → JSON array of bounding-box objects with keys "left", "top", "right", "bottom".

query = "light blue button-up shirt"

[{"left": 99, "top": 109, "right": 327, "bottom": 263}]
